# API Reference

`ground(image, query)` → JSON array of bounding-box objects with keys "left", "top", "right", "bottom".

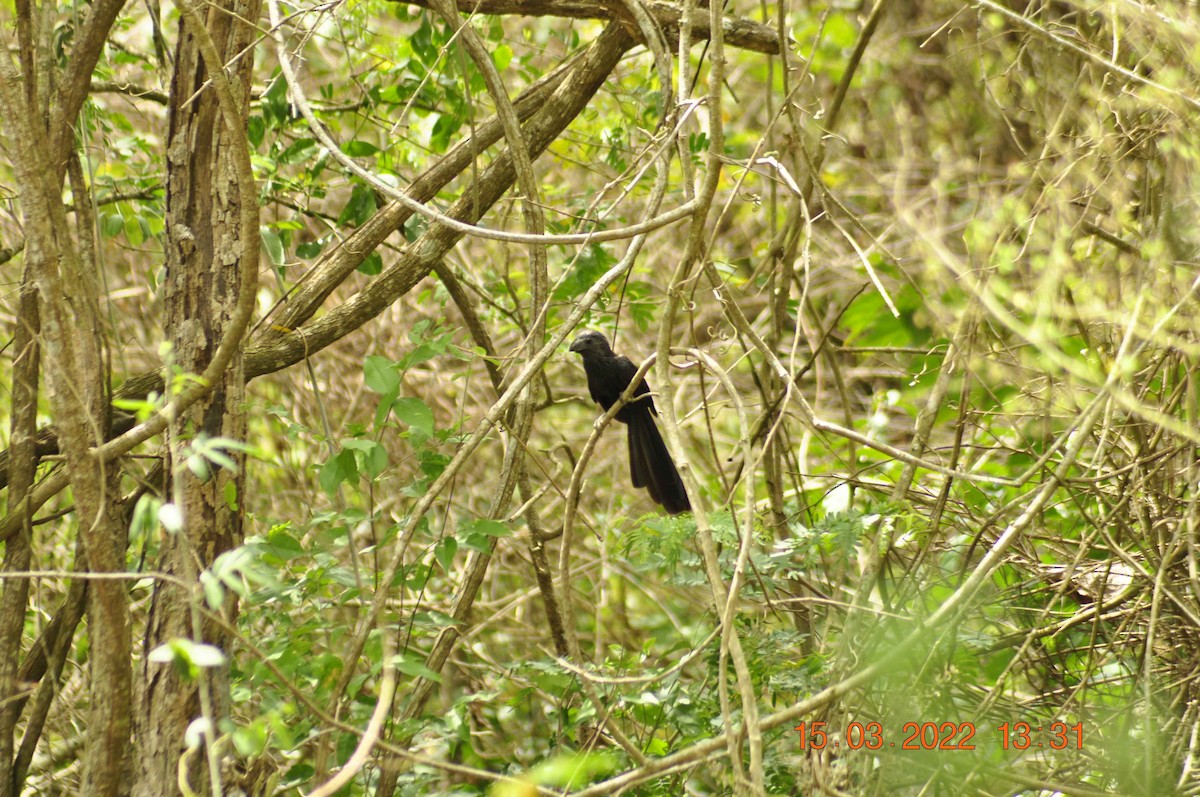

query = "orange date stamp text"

[{"left": 794, "top": 720, "right": 1084, "bottom": 751}]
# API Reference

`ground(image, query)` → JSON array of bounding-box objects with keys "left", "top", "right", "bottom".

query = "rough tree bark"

[
  {"left": 0, "top": 41, "right": 42, "bottom": 795},
  {"left": 0, "top": 76, "right": 132, "bottom": 797},
  {"left": 0, "top": 269, "right": 40, "bottom": 797},
  {"left": 133, "top": 0, "right": 261, "bottom": 793}
]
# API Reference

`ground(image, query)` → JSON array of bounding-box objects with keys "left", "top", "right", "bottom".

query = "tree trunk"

[
  {"left": 0, "top": 269, "right": 40, "bottom": 797},
  {"left": 0, "top": 50, "right": 134, "bottom": 797},
  {"left": 133, "top": 0, "right": 260, "bottom": 793}
]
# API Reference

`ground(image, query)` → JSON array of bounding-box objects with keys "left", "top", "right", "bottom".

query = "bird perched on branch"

[{"left": 569, "top": 330, "right": 690, "bottom": 515}]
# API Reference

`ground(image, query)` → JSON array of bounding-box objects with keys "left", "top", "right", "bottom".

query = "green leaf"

[
  {"left": 840, "top": 291, "right": 914, "bottom": 347},
  {"left": 357, "top": 251, "right": 383, "bottom": 276},
  {"left": 397, "top": 344, "right": 434, "bottom": 370},
  {"left": 338, "top": 183, "right": 377, "bottom": 227},
  {"left": 261, "top": 228, "right": 285, "bottom": 266},
  {"left": 200, "top": 571, "right": 225, "bottom": 609},
  {"left": 231, "top": 719, "right": 269, "bottom": 757},
  {"left": 530, "top": 751, "right": 618, "bottom": 789},
  {"left": 265, "top": 528, "right": 305, "bottom": 559},
  {"left": 124, "top": 211, "right": 145, "bottom": 246},
  {"left": 296, "top": 240, "right": 323, "bottom": 259},
  {"left": 342, "top": 438, "right": 388, "bottom": 478},
  {"left": 824, "top": 13, "right": 858, "bottom": 49},
  {"left": 261, "top": 74, "right": 290, "bottom": 126},
  {"left": 463, "top": 519, "right": 512, "bottom": 538},
  {"left": 393, "top": 397, "right": 434, "bottom": 441},
  {"left": 280, "top": 137, "right": 317, "bottom": 164},
  {"left": 458, "top": 532, "right": 489, "bottom": 554},
  {"left": 374, "top": 383, "right": 399, "bottom": 429},
  {"left": 364, "top": 355, "right": 401, "bottom": 394},
  {"left": 492, "top": 43, "right": 513, "bottom": 71},
  {"left": 102, "top": 212, "right": 124, "bottom": 238},
  {"left": 342, "top": 139, "right": 379, "bottom": 157},
  {"left": 402, "top": 213, "right": 426, "bottom": 242},
  {"left": 553, "top": 244, "right": 615, "bottom": 301},
  {"left": 319, "top": 449, "right": 358, "bottom": 495},
  {"left": 397, "top": 562, "right": 431, "bottom": 589},
  {"left": 391, "top": 652, "right": 443, "bottom": 683},
  {"left": 186, "top": 434, "right": 250, "bottom": 475},
  {"left": 148, "top": 639, "right": 227, "bottom": 680},
  {"left": 458, "top": 519, "right": 509, "bottom": 554},
  {"left": 430, "top": 113, "right": 461, "bottom": 153},
  {"left": 410, "top": 13, "right": 436, "bottom": 64},
  {"left": 434, "top": 536, "right": 457, "bottom": 573},
  {"left": 379, "top": 84, "right": 405, "bottom": 105},
  {"left": 247, "top": 114, "right": 266, "bottom": 147},
  {"left": 129, "top": 494, "right": 162, "bottom": 545},
  {"left": 113, "top": 395, "right": 160, "bottom": 422},
  {"left": 418, "top": 449, "right": 450, "bottom": 482},
  {"left": 413, "top": 609, "right": 459, "bottom": 627}
]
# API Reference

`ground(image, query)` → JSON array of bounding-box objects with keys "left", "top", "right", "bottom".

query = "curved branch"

[
  {"left": 389, "top": 0, "right": 781, "bottom": 54},
  {"left": 48, "top": 0, "right": 129, "bottom": 173}
]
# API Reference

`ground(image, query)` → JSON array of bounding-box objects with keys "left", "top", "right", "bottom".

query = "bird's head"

[{"left": 568, "top": 330, "right": 612, "bottom": 356}]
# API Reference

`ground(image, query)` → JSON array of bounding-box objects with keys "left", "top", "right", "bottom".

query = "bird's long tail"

[{"left": 627, "top": 412, "right": 690, "bottom": 515}]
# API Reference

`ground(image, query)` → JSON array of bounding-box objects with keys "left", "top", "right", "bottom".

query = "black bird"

[{"left": 569, "top": 331, "right": 691, "bottom": 515}]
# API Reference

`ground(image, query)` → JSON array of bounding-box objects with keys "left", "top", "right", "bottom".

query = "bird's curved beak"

[{"left": 568, "top": 338, "right": 584, "bottom": 353}]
